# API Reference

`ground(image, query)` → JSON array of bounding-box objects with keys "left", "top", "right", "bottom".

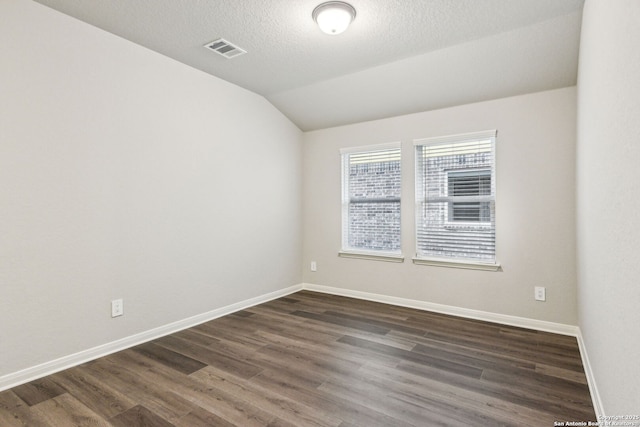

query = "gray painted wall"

[
  {"left": 0, "top": 0, "right": 302, "bottom": 377},
  {"left": 303, "top": 87, "right": 578, "bottom": 325},
  {"left": 577, "top": 0, "right": 640, "bottom": 414}
]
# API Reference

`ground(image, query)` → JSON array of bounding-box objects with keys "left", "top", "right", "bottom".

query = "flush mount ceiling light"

[{"left": 312, "top": 1, "right": 356, "bottom": 35}]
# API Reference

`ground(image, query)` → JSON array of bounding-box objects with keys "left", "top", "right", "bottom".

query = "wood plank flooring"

[{"left": 0, "top": 291, "right": 596, "bottom": 426}]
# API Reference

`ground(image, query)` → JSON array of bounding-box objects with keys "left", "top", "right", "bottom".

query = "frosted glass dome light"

[{"left": 313, "top": 2, "right": 356, "bottom": 35}]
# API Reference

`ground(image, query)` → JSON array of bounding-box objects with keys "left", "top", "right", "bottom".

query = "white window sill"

[
  {"left": 338, "top": 250, "right": 405, "bottom": 263},
  {"left": 412, "top": 257, "right": 501, "bottom": 271}
]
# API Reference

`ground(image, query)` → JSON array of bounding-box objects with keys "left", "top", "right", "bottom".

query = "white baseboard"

[
  {"left": 302, "top": 283, "right": 579, "bottom": 336},
  {"left": 576, "top": 330, "right": 605, "bottom": 419},
  {"left": 0, "top": 284, "right": 303, "bottom": 392}
]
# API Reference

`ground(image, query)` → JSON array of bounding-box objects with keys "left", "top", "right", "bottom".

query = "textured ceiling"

[{"left": 33, "top": 0, "right": 585, "bottom": 130}]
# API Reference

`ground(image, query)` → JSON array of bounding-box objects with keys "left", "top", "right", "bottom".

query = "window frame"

[
  {"left": 339, "top": 142, "right": 404, "bottom": 262},
  {"left": 413, "top": 130, "right": 499, "bottom": 271}
]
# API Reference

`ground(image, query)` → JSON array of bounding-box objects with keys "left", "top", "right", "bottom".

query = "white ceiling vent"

[{"left": 203, "top": 38, "right": 247, "bottom": 59}]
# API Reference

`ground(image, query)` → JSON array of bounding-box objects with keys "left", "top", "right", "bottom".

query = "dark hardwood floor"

[{"left": 0, "top": 291, "right": 596, "bottom": 426}]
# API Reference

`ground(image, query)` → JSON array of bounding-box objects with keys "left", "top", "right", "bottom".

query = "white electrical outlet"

[
  {"left": 111, "top": 299, "right": 124, "bottom": 317},
  {"left": 310, "top": 261, "right": 317, "bottom": 272},
  {"left": 534, "top": 287, "right": 546, "bottom": 302}
]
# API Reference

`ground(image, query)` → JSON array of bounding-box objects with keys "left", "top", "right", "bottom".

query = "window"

[
  {"left": 447, "top": 170, "right": 491, "bottom": 223},
  {"left": 340, "top": 143, "right": 402, "bottom": 260},
  {"left": 414, "top": 131, "right": 497, "bottom": 268}
]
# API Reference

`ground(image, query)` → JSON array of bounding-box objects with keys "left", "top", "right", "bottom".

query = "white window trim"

[
  {"left": 340, "top": 141, "right": 403, "bottom": 260},
  {"left": 339, "top": 141, "right": 402, "bottom": 155},
  {"left": 339, "top": 250, "right": 405, "bottom": 263},
  {"left": 412, "top": 256, "right": 501, "bottom": 271},
  {"left": 413, "top": 130, "right": 499, "bottom": 270},
  {"left": 412, "top": 129, "right": 497, "bottom": 146}
]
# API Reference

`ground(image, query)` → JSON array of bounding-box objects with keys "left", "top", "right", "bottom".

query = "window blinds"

[
  {"left": 341, "top": 143, "right": 401, "bottom": 254},
  {"left": 414, "top": 131, "right": 496, "bottom": 263}
]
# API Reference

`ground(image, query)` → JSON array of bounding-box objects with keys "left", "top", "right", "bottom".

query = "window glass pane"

[
  {"left": 448, "top": 171, "right": 491, "bottom": 197},
  {"left": 448, "top": 170, "right": 491, "bottom": 222},
  {"left": 452, "top": 202, "right": 480, "bottom": 221},
  {"left": 415, "top": 132, "right": 496, "bottom": 263},
  {"left": 342, "top": 147, "right": 401, "bottom": 253},
  {"left": 348, "top": 201, "right": 400, "bottom": 251}
]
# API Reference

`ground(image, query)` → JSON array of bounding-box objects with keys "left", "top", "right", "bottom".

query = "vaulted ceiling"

[{"left": 34, "top": 0, "right": 585, "bottom": 131}]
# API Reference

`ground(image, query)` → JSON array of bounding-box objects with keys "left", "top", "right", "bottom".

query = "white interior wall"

[
  {"left": 0, "top": 0, "right": 302, "bottom": 378},
  {"left": 302, "top": 87, "right": 578, "bottom": 325},
  {"left": 577, "top": 0, "right": 640, "bottom": 414}
]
